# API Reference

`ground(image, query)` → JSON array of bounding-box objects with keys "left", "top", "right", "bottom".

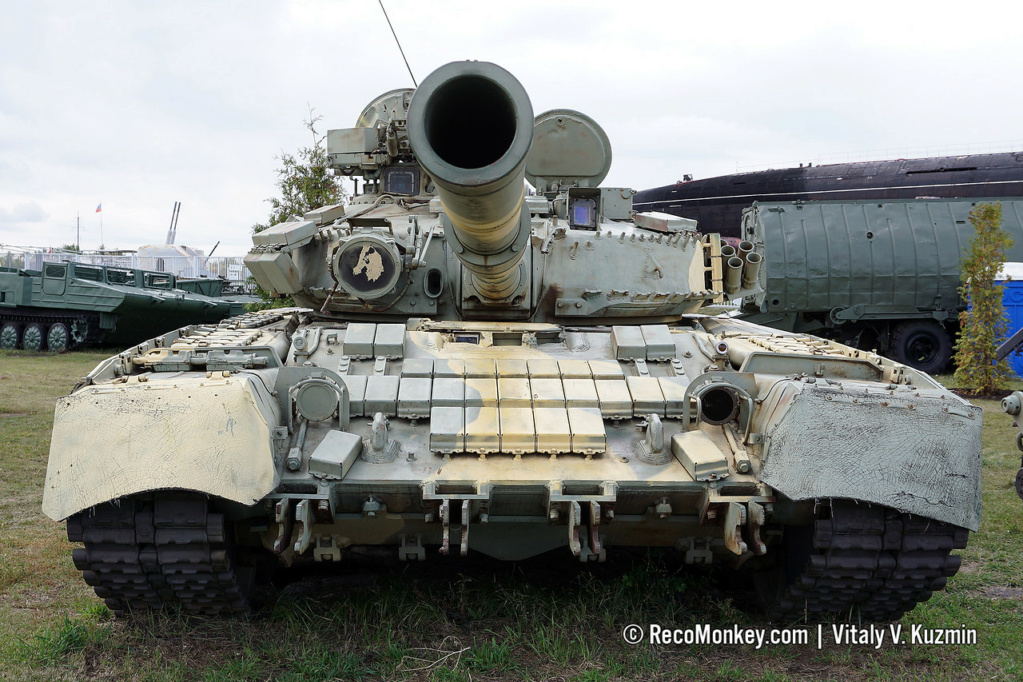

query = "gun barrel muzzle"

[{"left": 407, "top": 61, "right": 534, "bottom": 300}]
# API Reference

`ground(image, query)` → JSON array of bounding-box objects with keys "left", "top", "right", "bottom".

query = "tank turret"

[{"left": 244, "top": 61, "right": 762, "bottom": 323}]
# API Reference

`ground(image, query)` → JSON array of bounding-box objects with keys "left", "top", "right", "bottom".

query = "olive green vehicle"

[
  {"left": 43, "top": 62, "right": 979, "bottom": 620},
  {"left": 737, "top": 199, "right": 1023, "bottom": 375},
  {"left": 0, "top": 262, "right": 250, "bottom": 351}
]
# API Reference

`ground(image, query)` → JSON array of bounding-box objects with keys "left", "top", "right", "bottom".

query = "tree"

[
  {"left": 953, "top": 202, "right": 1013, "bottom": 393},
  {"left": 249, "top": 111, "right": 346, "bottom": 309}
]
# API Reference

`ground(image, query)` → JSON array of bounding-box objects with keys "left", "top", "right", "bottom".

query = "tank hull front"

[{"left": 44, "top": 311, "right": 981, "bottom": 619}]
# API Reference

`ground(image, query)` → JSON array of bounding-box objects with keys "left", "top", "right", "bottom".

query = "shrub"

[{"left": 953, "top": 202, "right": 1013, "bottom": 392}]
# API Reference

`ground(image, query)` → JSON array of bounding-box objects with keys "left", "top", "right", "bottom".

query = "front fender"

[
  {"left": 758, "top": 381, "right": 983, "bottom": 531},
  {"left": 43, "top": 371, "right": 282, "bottom": 521}
]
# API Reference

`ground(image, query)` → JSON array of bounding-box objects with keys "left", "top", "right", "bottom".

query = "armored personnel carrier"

[
  {"left": 43, "top": 62, "right": 980, "bottom": 621},
  {"left": 0, "top": 262, "right": 249, "bottom": 351}
]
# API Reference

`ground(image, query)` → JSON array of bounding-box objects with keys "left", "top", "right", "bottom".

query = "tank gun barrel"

[{"left": 407, "top": 61, "right": 534, "bottom": 301}]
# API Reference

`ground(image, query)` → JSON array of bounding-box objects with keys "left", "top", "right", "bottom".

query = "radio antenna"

[{"left": 378, "top": 0, "right": 417, "bottom": 87}]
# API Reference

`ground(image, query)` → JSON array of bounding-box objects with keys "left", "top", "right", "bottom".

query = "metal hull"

[{"left": 635, "top": 152, "right": 1023, "bottom": 238}]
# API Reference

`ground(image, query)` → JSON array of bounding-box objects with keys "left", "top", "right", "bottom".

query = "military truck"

[
  {"left": 43, "top": 62, "right": 979, "bottom": 621},
  {"left": 738, "top": 199, "right": 1023, "bottom": 374},
  {"left": 0, "top": 261, "right": 249, "bottom": 351}
]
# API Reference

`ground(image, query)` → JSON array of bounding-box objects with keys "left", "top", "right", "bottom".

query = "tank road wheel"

[
  {"left": 0, "top": 322, "right": 20, "bottom": 350},
  {"left": 46, "top": 322, "right": 70, "bottom": 353},
  {"left": 66, "top": 493, "right": 254, "bottom": 615},
  {"left": 21, "top": 322, "right": 45, "bottom": 351},
  {"left": 888, "top": 320, "right": 952, "bottom": 374},
  {"left": 755, "top": 500, "right": 968, "bottom": 622}
]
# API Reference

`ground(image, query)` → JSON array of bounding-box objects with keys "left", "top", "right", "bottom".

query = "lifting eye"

[{"left": 700, "top": 387, "right": 739, "bottom": 425}]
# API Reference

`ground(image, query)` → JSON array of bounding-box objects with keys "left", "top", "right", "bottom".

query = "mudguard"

[
  {"left": 42, "top": 371, "right": 282, "bottom": 521},
  {"left": 758, "top": 381, "right": 983, "bottom": 531}
]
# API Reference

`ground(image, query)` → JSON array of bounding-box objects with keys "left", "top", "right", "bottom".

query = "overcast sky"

[{"left": 1, "top": 0, "right": 1020, "bottom": 256}]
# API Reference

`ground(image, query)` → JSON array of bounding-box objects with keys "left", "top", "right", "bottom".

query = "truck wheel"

[
  {"left": 22, "top": 322, "right": 45, "bottom": 352},
  {"left": 888, "top": 321, "right": 952, "bottom": 374},
  {"left": 0, "top": 322, "right": 20, "bottom": 350}
]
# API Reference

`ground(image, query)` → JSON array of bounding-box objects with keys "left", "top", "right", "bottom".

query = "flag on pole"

[{"left": 96, "top": 203, "right": 102, "bottom": 213}]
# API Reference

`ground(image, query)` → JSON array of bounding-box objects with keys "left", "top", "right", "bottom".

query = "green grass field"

[{"left": 1, "top": 350, "right": 1022, "bottom": 681}]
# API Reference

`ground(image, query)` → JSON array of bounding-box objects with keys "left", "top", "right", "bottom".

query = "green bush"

[{"left": 953, "top": 202, "right": 1013, "bottom": 393}]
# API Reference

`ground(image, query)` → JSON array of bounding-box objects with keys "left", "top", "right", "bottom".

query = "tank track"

[
  {"left": 66, "top": 493, "right": 250, "bottom": 615},
  {"left": 768, "top": 500, "right": 969, "bottom": 621}
]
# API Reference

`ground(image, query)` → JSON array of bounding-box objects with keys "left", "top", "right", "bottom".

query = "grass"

[{"left": 1, "top": 350, "right": 1022, "bottom": 680}]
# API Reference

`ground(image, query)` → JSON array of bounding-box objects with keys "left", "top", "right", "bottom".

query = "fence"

[{"left": 0, "top": 249, "right": 252, "bottom": 288}]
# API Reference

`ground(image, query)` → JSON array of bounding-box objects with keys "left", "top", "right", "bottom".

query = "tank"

[
  {"left": 0, "top": 262, "right": 250, "bottom": 351},
  {"left": 43, "top": 62, "right": 980, "bottom": 621},
  {"left": 736, "top": 199, "right": 1023, "bottom": 374}
]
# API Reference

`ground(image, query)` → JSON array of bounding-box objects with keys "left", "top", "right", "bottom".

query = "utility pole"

[
  {"left": 76, "top": 212, "right": 80, "bottom": 251},
  {"left": 167, "top": 201, "right": 181, "bottom": 245}
]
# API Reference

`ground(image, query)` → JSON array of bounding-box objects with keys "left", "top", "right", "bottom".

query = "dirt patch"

[
  {"left": 958, "top": 560, "right": 984, "bottom": 574},
  {"left": 982, "top": 586, "right": 1023, "bottom": 599}
]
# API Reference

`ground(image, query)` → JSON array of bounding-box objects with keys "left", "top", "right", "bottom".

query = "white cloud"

[{"left": 0, "top": 201, "right": 49, "bottom": 222}]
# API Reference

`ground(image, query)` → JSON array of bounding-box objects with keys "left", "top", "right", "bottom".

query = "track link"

[
  {"left": 767, "top": 500, "right": 968, "bottom": 621},
  {"left": 66, "top": 493, "right": 250, "bottom": 616}
]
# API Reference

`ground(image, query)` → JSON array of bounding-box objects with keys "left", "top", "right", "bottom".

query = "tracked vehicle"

[
  {"left": 43, "top": 62, "right": 980, "bottom": 620},
  {"left": 0, "top": 262, "right": 249, "bottom": 351}
]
